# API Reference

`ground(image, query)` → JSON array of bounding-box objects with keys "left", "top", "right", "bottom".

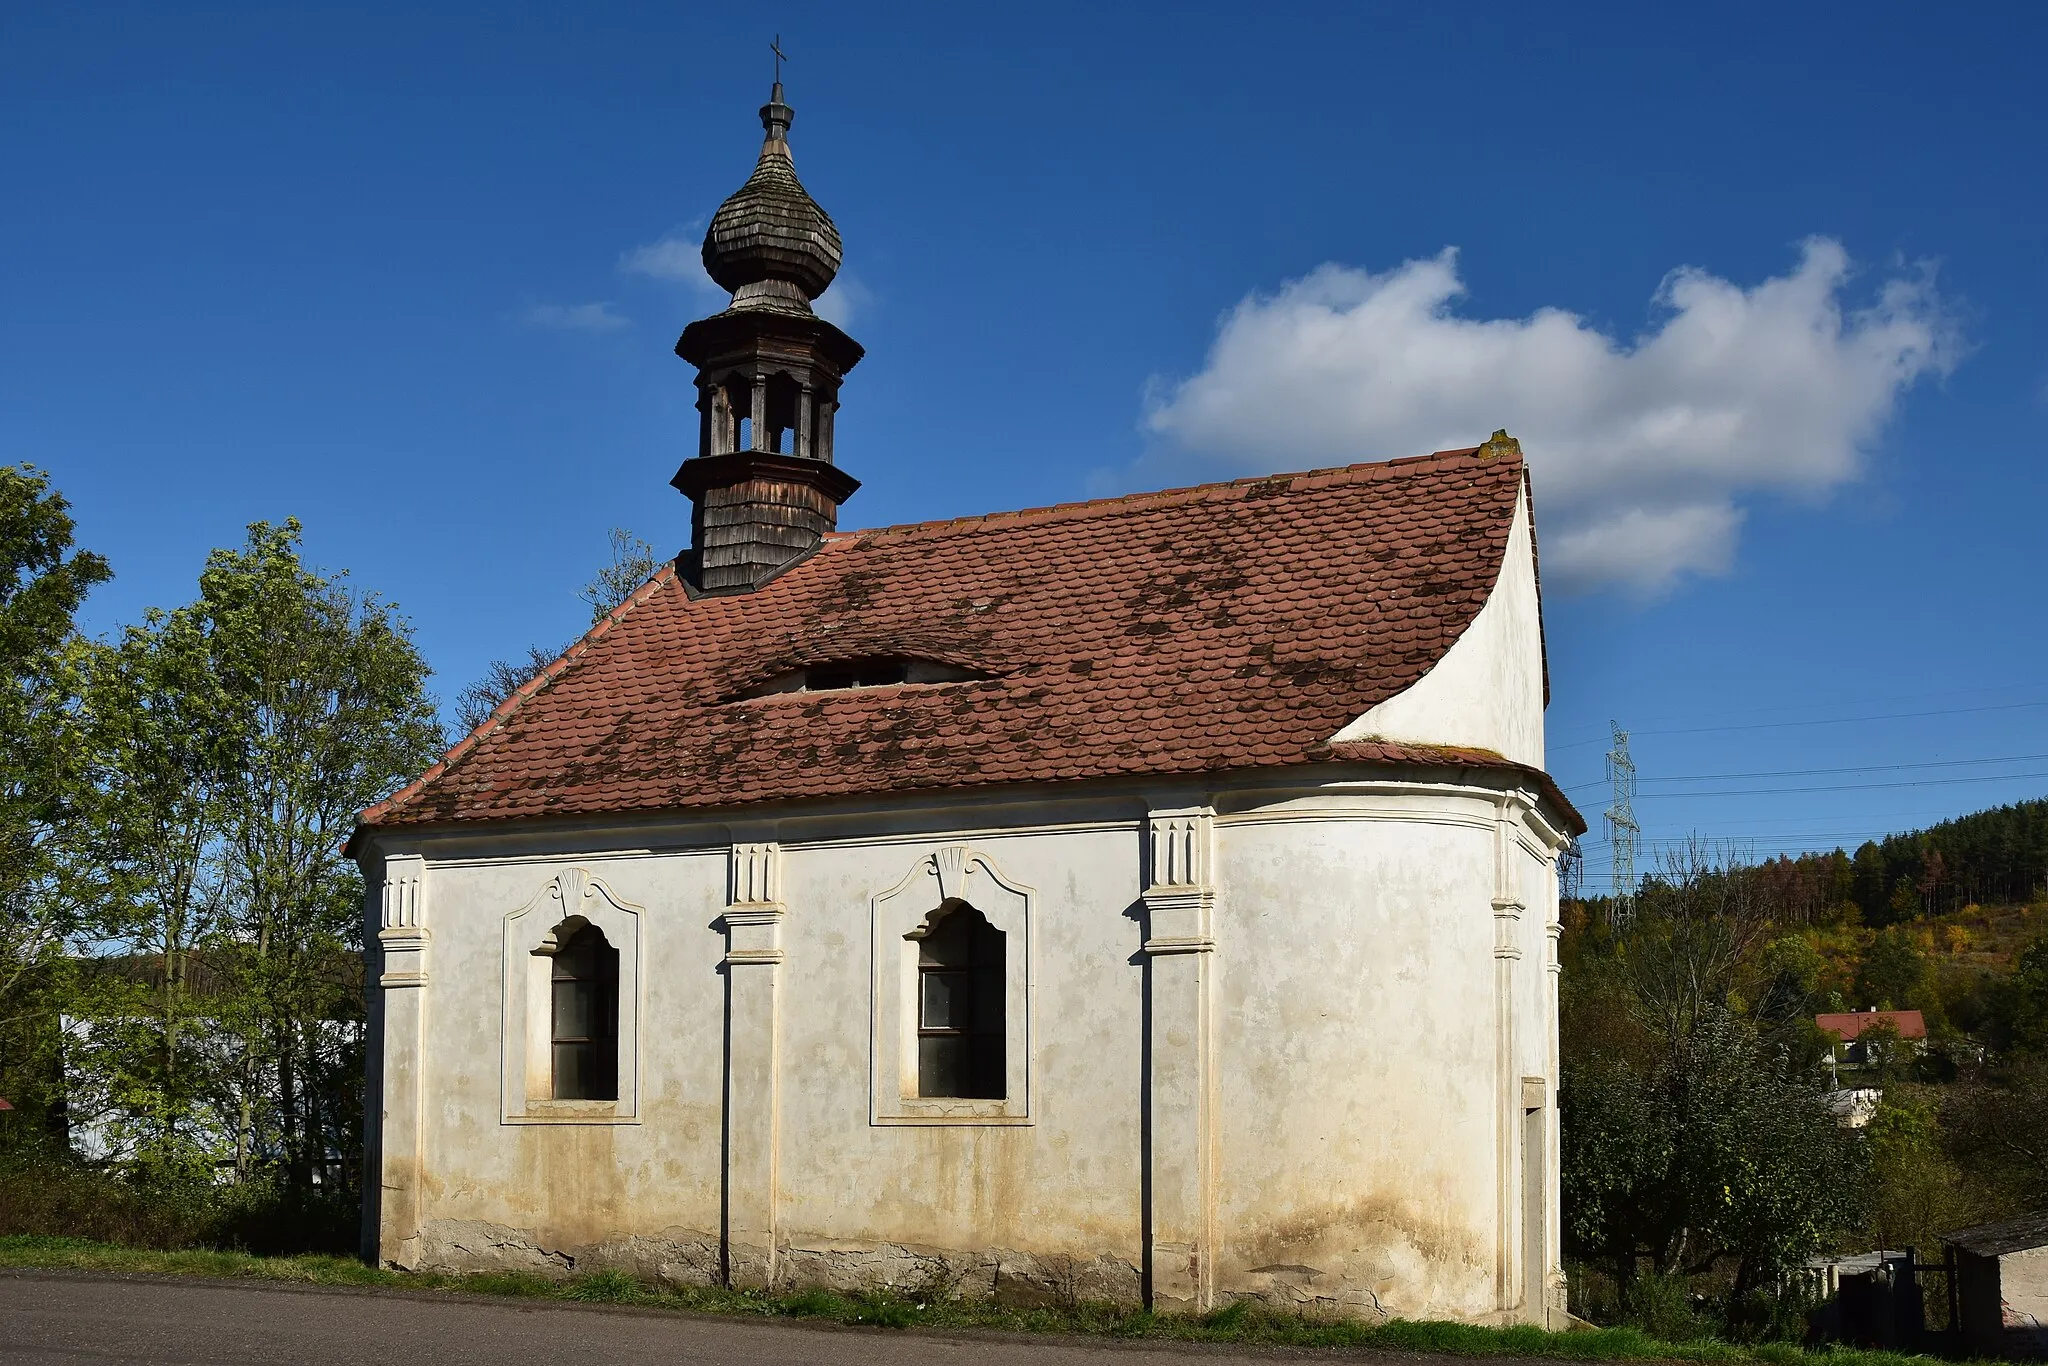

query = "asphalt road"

[{"left": 0, "top": 1273, "right": 1484, "bottom": 1366}]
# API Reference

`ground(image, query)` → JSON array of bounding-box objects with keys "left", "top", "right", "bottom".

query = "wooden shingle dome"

[{"left": 701, "top": 82, "right": 842, "bottom": 313}]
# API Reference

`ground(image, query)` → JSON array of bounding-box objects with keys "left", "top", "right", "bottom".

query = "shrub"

[
  {"left": 1622, "top": 1272, "right": 1712, "bottom": 1342},
  {"left": 0, "top": 1156, "right": 355, "bottom": 1255}
]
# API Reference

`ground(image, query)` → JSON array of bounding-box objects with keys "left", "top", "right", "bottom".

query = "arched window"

[
  {"left": 551, "top": 923, "right": 618, "bottom": 1101},
  {"left": 916, "top": 903, "right": 1005, "bottom": 1098}
]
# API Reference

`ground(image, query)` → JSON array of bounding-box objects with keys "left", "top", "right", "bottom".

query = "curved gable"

[{"left": 1331, "top": 478, "right": 1545, "bottom": 769}]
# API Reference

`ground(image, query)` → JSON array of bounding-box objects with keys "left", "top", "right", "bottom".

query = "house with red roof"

[
  {"left": 350, "top": 79, "right": 1583, "bottom": 1326},
  {"left": 1817, "top": 1008, "right": 1928, "bottom": 1065}
]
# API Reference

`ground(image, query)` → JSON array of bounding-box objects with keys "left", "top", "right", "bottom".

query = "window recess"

[
  {"left": 915, "top": 904, "right": 1006, "bottom": 1099},
  {"left": 549, "top": 923, "right": 619, "bottom": 1101}
]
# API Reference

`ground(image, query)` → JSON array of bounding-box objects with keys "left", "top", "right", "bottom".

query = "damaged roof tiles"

[{"left": 359, "top": 446, "right": 1583, "bottom": 835}]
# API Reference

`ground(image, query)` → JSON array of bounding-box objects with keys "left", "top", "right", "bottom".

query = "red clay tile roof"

[
  {"left": 1815, "top": 1010, "right": 1928, "bottom": 1042},
  {"left": 358, "top": 447, "right": 1584, "bottom": 838}
]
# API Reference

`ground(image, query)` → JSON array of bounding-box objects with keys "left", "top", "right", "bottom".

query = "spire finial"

[{"left": 761, "top": 36, "right": 793, "bottom": 142}]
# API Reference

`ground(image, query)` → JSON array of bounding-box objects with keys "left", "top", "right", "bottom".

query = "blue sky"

[{"left": 5, "top": 1, "right": 2045, "bottom": 883}]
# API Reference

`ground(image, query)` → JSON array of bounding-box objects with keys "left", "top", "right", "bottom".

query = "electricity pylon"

[{"left": 1604, "top": 720, "right": 1639, "bottom": 926}]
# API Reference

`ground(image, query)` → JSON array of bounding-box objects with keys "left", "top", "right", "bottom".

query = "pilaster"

[
  {"left": 721, "top": 839, "right": 784, "bottom": 1288},
  {"left": 1492, "top": 798, "right": 1526, "bottom": 1318},
  {"left": 374, "top": 853, "right": 428, "bottom": 1269},
  {"left": 1543, "top": 889, "right": 1568, "bottom": 1325},
  {"left": 1141, "top": 805, "right": 1216, "bottom": 1311}
]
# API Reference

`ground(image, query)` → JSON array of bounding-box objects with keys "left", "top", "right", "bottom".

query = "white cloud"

[
  {"left": 524, "top": 301, "right": 629, "bottom": 332},
  {"left": 620, "top": 232, "right": 708, "bottom": 284},
  {"left": 1139, "top": 239, "right": 1961, "bottom": 594},
  {"left": 622, "top": 230, "right": 873, "bottom": 329},
  {"left": 620, "top": 231, "right": 727, "bottom": 308},
  {"left": 815, "top": 271, "right": 871, "bottom": 329}
]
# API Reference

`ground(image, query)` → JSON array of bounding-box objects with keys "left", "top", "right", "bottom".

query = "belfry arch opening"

[{"left": 701, "top": 370, "right": 838, "bottom": 461}]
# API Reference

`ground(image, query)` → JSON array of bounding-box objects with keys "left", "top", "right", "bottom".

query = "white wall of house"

[
  {"left": 2000, "top": 1245, "right": 2048, "bottom": 1335},
  {"left": 362, "top": 770, "right": 1567, "bottom": 1325}
]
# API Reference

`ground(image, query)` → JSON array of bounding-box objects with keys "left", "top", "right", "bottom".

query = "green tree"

[
  {"left": 1856, "top": 927, "right": 1929, "bottom": 1011},
  {"left": 0, "top": 464, "right": 110, "bottom": 1142},
  {"left": 1863, "top": 1094, "right": 1971, "bottom": 1251},
  {"left": 1755, "top": 934, "right": 1826, "bottom": 1032},
  {"left": 1851, "top": 841, "right": 1889, "bottom": 924},
  {"left": 1563, "top": 1011, "right": 1865, "bottom": 1300},
  {"left": 72, "top": 606, "right": 237, "bottom": 1174},
  {"left": 1564, "top": 845, "right": 1866, "bottom": 1308},
  {"left": 1989, "top": 937, "right": 2048, "bottom": 1055},
  {"left": 195, "top": 521, "right": 442, "bottom": 1193},
  {"left": 1945, "top": 1056, "right": 2048, "bottom": 1214}
]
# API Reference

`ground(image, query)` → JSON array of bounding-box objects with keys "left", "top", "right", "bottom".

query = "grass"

[{"left": 0, "top": 1234, "right": 1961, "bottom": 1366}]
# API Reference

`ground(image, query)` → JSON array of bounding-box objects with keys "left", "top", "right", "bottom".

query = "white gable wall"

[{"left": 1332, "top": 482, "right": 1545, "bottom": 769}]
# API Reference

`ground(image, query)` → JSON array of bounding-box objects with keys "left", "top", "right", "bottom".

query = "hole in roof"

[{"left": 736, "top": 656, "right": 987, "bottom": 700}]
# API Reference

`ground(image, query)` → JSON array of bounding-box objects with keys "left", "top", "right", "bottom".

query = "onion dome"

[{"left": 701, "top": 82, "right": 842, "bottom": 313}]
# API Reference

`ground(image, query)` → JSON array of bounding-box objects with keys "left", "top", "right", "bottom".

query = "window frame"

[
  {"left": 501, "top": 869, "right": 643, "bottom": 1125},
  {"left": 870, "top": 845, "right": 1033, "bottom": 1125}
]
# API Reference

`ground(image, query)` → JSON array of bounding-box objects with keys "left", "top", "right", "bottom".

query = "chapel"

[{"left": 352, "top": 78, "right": 1584, "bottom": 1325}]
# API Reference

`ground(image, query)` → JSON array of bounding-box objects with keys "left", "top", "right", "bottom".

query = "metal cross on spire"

[{"left": 771, "top": 35, "right": 788, "bottom": 87}]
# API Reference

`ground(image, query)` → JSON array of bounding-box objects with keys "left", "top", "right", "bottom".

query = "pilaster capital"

[
  {"left": 724, "top": 841, "right": 785, "bottom": 965},
  {"left": 730, "top": 841, "right": 781, "bottom": 908},
  {"left": 377, "top": 855, "right": 429, "bottom": 988},
  {"left": 1144, "top": 805, "right": 1216, "bottom": 955},
  {"left": 1145, "top": 807, "right": 1214, "bottom": 891},
  {"left": 379, "top": 854, "right": 427, "bottom": 930}
]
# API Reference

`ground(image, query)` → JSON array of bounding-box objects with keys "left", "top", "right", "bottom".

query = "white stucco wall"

[
  {"left": 2001, "top": 1245, "right": 2048, "bottom": 1333},
  {"left": 1213, "top": 794, "right": 1499, "bottom": 1318},
  {"left": 363, "top": 769, "right": 1569, "bottom": 1324},
  {"left": 1332, "top": 483, "right": 1545, "bottom": 769}
]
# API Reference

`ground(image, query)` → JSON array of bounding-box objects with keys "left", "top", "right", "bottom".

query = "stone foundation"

[{"left": 410, "top": 1219, "right": 1141, "bottom": 1308}]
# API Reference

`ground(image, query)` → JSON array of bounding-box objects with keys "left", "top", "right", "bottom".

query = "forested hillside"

[
  {"left": 1725, "top": 798, "right": 2048, "bottom": 927},
  {"left": 1562, "top": 799, "right": 2048, "bottom": 1338}
]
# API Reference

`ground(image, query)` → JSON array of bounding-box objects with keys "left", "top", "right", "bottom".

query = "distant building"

[
  {"left": 350, "top": 78, "right": 1584, "bottom": 1324},
  {"left": 1946, "top": 1212, "right": 2048, "bottom": 1358},
  {"left": 1817, "top": 1008, "right": 1927, "bottom": 1065},
  {"left": 1822, "top": 1088, "right": 1884, "bottom": 1128}
]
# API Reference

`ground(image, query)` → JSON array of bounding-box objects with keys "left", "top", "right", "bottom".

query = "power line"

[
  {"left": 1550, "top": 697, "right": 2048, "bottom": 751},
  {"left": 1548, "top": 681, "right": 2048, "bottom": 749},
  {"left": 1628, "top": 770, "right": 2048, "bottom": 800},
  {"left": 1560, "top": 750, "right": 2048, "bottom": 794}
]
